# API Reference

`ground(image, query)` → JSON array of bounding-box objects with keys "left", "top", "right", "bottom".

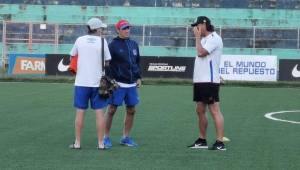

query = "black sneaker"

[
  {"left": 188, "top": 138, "right": 208, "bottom": 149},
  {"left": 209, "top": 140, "right": 226, "bottom": 151}
]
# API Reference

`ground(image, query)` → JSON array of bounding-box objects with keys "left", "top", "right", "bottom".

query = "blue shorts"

[
  {"left": 74, "top": 86, "right": 108, "bottom": 110},
  {"left": 108, "top": 86, "right": 139, "bottom": 107}
]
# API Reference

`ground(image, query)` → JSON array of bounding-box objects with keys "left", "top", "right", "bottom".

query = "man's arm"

[
  {"left": 104, "top": 60, "right": 112, "bottom": 77},
  {"left": 136, "top": 43, "right": 142, "bottom": 88},
  {"left": 193, "top": 27, "right": 209, "bottom": 57},
  {"left": 104, "top": 39, "right": 112, "bottom": 77},
  {"left": 105, "top": 61, "right": 110, "bottom": 67}
]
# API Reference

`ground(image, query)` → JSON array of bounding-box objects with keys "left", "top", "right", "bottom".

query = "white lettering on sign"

[
  {"left": 21, "top": 60, "right": 45, "bottom": 71},
  {"left": 148, "top": 65, "right": 186, "bottom": 72},
  {"left": 219, "top": 55, "right": 277, "bottom": 81}
]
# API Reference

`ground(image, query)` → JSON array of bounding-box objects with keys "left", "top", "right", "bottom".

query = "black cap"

[{"left": 191, "top": 16, "right": 211, "bottom": 27}]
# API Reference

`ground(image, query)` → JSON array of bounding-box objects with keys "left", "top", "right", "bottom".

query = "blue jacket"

[{"left": 108, "top": 37, "right": 141, "bottom": 84}]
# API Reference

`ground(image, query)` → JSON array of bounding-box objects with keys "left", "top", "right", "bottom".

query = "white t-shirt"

[
  {"left": 117, "top": 82, "right": 137, "bottom": 88},
  {"left": 70, "top": 35, "right": 111, "bottom": 87},
  {"left": 193, "top": 32, "right": 223, "bottom": 83}
]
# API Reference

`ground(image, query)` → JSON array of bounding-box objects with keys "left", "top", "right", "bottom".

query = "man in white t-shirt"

[
  {"left": 69, "top": 17, "right": 111, "bottom": 150},
  {"left": 188, "top": 16, "right": 226, "bottom": 151}
]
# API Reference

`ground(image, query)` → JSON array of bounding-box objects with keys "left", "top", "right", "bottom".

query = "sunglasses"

[{"left": 121, "top": 26, "right": 130, "bottom": 30}]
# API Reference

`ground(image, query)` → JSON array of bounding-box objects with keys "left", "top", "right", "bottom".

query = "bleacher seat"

[{"left": 0, "top": 0, "right": 300, "bottom": 9}]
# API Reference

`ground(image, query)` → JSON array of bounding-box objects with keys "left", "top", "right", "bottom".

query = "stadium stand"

[
  {"left": 0, "top": 0, "right": 300, "bottom": 65},
  {"left": 1, "top": 0, "right": 300, "bottom": 9}
]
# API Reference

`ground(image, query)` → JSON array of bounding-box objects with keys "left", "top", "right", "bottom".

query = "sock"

[
  {"left": 216, "top": 139, "right": 223, "bottom": 143},
  {"left": 198, "top": 137, "right": 206, "bottom": 141},
  {"left": 98, "top": 142, "right": 104, "bottom": 149},
  {"left": 74, "top": 140, "right": 80, "bottom": 148}
]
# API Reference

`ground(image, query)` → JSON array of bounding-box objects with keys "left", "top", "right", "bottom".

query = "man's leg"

[
  {"left": 74, "top": 108, "right": 85, "bottom": 147},
  {"left": 104, "top": 87, "right": 124, "bottom": 148},
  {"left": 120, "top": 87, "right": 139, "bottom": 147},
  {"left": 188, "top": 102, "right": 208, "bottom": 148},
  {"left": 105, "top": 105, "right": 117, "bottom": 137},
  {"left": 123, "top": 86, "right": 139, "bottom": 137},
  {"left": 123, "top": 106, "right": 136, "bottom": 137},
  {"left": 208, "top": 102, "right": 224, "bottom": 141},
  {"left": 120, "top": 106, "right": 138, "bottom": 147},
  {"left": 95, "top": 108, "right": 106, "bottom": 148},
  {"left": 105, "top": 87, "right": 125, "bottom": 137},
  {"left": 196, "top": 102, "right": 208, "bottom": 139}
]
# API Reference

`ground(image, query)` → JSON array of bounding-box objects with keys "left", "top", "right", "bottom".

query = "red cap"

[{"left": 115, "top": 19, "right": 130, "bottom": 30}]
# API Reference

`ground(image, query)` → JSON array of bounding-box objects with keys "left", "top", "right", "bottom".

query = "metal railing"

[{"left": 1, "top": 21, "right": 300, "bottom": 67}]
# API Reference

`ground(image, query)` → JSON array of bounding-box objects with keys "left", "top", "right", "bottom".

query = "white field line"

[{"left": 264, "top": 110, "right": 300, "bottom": 124}]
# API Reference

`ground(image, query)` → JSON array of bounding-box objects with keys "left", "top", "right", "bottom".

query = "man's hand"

[
  {"left": 193, "top": 26, "right": 201, "bottom": 38},
  {"left": 136, "top": 79, "right": 142, "bottom": 88},
  {"left": 193, "top": 26, "right": 208, "bottom": 57}
]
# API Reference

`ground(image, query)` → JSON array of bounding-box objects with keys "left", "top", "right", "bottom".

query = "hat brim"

[
  {"left": 191, "top": 23, "right": 198, "bottom": 27},
  {"left": 120, "top": 24, "right": 130, "bottom": 30},
  {"left": 89, "top": 24, "right": 107, "bottom": 30},
  {"left": 100, "top": 23, "right": 107, "bottom": 28}
]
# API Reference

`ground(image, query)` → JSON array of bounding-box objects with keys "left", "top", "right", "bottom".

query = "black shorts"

[{"left": 193, "top": 83, "right": 220, "bottom": 104}]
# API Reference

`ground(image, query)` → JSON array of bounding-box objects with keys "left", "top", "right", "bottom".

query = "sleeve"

[
  {"left": 108, "top": 41, "right": 114, "bottom": 58},
  {"left": 104, "top": 39, "right": 111, "bottom": 61},
  {"left": 105, "top": 40, "right": 113, "bottom": 78},
  {"left": 202, "top": 38, "right": 218, "bottom": 54},
  {"left": 135, "top": 42, "right": 142, "bottom": 79},
  {"left": 70, "top": 39, "right": 78, "bottom": 56}
]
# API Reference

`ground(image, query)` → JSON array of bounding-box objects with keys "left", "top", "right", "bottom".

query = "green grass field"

[{"left": 0, "top": 82, "right": 299, "bottom": 170}]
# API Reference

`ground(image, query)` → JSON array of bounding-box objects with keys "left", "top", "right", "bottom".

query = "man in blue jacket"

[{"left": 104, "top": 19, "right": 142, "bottom": 148}]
